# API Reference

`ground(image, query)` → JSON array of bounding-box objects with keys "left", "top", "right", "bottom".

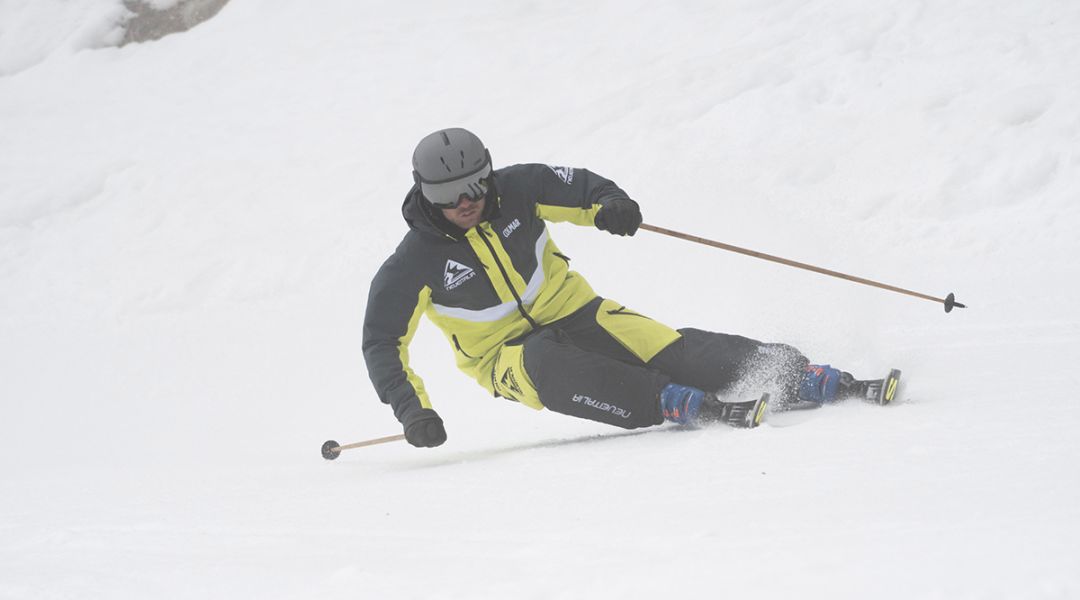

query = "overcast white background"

[{"left": 2, "top": 1, "right": 1079, "bottom": 598}]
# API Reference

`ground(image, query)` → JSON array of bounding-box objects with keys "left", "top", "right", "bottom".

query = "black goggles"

[{"left": 429, "top": 176, "right": 490, "bottom": 209}]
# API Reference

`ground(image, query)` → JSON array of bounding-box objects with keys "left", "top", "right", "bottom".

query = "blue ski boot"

[
  {"left": 798, "top": 364, "right": 843, "bottom": 404},
  {"left": 659, "top": 383, "right": 705, "bottom": 425},
  {"left": 800, "top": 365, "right": 902, "bottom": 406},
  {"left": 660, "top": 383, "right": 768, "bottom": 428}
]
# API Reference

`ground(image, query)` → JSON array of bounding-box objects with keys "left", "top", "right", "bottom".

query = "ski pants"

[{"left": 489, "top": 297, "right": 809, "bottom": 429}]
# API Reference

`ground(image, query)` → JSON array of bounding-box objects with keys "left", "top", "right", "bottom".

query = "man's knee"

[
  {"left": 756, "top": 342, "right": 808, "bottom": 370},
  {"left": 522, "top": 328, "right": 666, "bottom": 429}
]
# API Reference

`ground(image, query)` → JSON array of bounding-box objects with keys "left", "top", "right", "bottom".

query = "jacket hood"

[{"left": 401, "top": 184, "right": 457, "bottom": 239}]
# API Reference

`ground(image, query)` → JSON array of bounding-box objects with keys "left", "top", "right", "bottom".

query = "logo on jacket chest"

[
  {"left": 444, "top": 259, "right": 476, "bottom": 290},
  {"left": 502, "top": 218, "right": 521, "bottom": 239}
]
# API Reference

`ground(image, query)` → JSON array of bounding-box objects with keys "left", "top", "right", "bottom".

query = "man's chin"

[{"left": 458, "top": 215, "right": 481, "bottom": 228}]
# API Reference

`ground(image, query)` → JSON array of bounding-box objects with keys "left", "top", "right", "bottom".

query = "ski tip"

[
  {"left": 750, "top": 393, "right": 769, "bottom": 428},
  {"left": 879, "top": 369, "right": 901, "bottom": 406}
]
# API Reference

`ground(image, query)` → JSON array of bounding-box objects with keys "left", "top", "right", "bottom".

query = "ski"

[
  {"left": 761, "top": 368, "right": 903, "bottom": 427},
  {"left": 873, "top": 368, "right": 902, "bottom": 405},
  {"left": 701, "top": 392, "right": 769, "bottom": 429}
]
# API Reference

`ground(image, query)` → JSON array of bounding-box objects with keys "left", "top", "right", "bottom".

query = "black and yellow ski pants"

[{"left": 490, "top": 297, "right": 809, "bottom": 429}]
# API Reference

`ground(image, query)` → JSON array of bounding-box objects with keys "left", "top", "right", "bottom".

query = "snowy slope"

[{"left": 2, "top": 1, "right": 1079, "bottom": 598}]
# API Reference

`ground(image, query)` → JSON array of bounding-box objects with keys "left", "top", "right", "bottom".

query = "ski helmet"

[{"left": 412, "top": 128, "right": 492, "bottom": 208}]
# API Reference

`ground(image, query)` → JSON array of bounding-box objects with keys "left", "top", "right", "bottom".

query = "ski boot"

[
  {"left": 660, "top": 383, "right": 767, "bottom": 429},
  {"left": 659, "top": 383, "right": 704, "bottom": 425},
  {"left": 787, "top": 364, "right": 902, "bottom": 408}
]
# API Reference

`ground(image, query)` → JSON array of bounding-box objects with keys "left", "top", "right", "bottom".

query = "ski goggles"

[{"left": 416, "top": 151, "right": 493, "bottom": 208}]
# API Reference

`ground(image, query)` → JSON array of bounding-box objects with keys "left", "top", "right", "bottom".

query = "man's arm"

[
  {"left": 361, "top": 254, "right": 446, "bottom": 447},
  {"left": 499, "top": 164, "right": 642, "bottom": 235}
]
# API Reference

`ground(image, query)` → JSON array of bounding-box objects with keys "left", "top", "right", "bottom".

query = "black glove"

[
  {"left": 403, "top": 408, "right": 447, "bottom": 448},
  {"left": 595, "top": 197, "right": 642, "bottom": 236}
]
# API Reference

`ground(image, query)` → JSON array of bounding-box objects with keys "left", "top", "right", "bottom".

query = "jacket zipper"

[{"left": 477, "top": 227, "right": 540, "bottom": 330}]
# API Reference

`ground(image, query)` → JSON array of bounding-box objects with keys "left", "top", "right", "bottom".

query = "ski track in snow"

[{"left": 2, "top": 1, "right": 1080, "bottom": 598}]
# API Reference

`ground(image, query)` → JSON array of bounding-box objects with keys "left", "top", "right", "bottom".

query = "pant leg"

[
  {"left": 648, "top": 328, "right": 808, "bottom": 401},
  {"left": 522, "top": 328, "right": 667, "bottom": 429},
  {"left": 551, "top": 297, "right": 808, "bottom": 401}
]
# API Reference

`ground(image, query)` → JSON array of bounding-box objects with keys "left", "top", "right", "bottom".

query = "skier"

[{"left": 362, "top": 128, "right": 894, "bottom": 448}]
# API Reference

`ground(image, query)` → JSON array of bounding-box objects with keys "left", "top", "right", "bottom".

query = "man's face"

[{"left": 441, "top": 196, "right": 485, "bottom": 230}]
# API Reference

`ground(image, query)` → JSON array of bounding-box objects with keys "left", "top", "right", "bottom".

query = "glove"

[
  {"left": 595, "top": 197, "right": 642, "bottom": 236},
  {"left": 402, "top": 408, "right": 447, "bottom": 448}
]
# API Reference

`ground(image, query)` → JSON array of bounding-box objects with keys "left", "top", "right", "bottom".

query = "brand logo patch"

[
  {"left": 444, "top": 259, "right": 476, "bottom": 290},
  {"left": 502, "top": 218, "right": 521, "bottom": 238},
  {"left": 546, "top": 165, "right": 574, "bottom": 185},
  {"left": 571, "top": 393, "right": 632, "bottom": 419},
  {"left": 500, "top": 367, "right": 524, "bottom": 396}
]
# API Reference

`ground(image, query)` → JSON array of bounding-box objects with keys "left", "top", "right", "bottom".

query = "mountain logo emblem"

[
  {"left": 501, "top": 367, "right": 523, "bottom": 396},
  {"left": 444, "top": 259, "right": 476, "bottom": 290},
  {"left": 546, "top": 165, "right": 574, "bottom": 185}
]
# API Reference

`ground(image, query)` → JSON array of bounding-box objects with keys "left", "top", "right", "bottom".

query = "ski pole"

[
  {"left": 639, "top": 223, "right": 966, "bottom": 313},
  {"left": 321, "top": 434, "right": 406, "bottom": 460}
]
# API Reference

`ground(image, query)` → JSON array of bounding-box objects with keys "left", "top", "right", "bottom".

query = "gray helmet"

[{"left": 412, "top": 128, "right": 492, "bottom": 207}]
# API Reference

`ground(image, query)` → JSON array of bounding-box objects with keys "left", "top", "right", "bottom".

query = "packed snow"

[{"left": 2, "top": 1, "right": 1079, "bottom": 598}]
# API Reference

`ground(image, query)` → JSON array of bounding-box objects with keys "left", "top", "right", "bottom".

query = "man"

[{"left": 363, "top": 128, "right": 893, "bottom": 448}]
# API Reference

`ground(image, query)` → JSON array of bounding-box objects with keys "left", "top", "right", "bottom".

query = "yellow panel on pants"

[
  {"left": 594, "top": 299, "right": 682, "bottom": 363},
  {"left": 491, "top": 342, "right": 544, "bottom": 409}
]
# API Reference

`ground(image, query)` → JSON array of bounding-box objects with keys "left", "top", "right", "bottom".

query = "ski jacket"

[{"left": 362, "top": 163, "right": 632, "bottom": 425}]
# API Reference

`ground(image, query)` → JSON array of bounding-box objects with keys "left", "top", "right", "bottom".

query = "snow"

[
  {"left": 0, "top": 0, "right": 127, "bottom": 76},
  {"left": 2, "top": 1, "right": 1079, "bottom": 598}
]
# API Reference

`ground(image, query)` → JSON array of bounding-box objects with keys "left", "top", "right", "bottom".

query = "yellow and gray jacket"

[{"left": 362, "top": 163, "right": 630, "bottom": 425}]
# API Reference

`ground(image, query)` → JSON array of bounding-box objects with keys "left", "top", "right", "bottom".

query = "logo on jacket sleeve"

[
  {"left": 546, "top": 165, "right": 574, "bottom": 185},
  {"left": 444, "top": 259, "right": 476, "bottom": 290}
]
